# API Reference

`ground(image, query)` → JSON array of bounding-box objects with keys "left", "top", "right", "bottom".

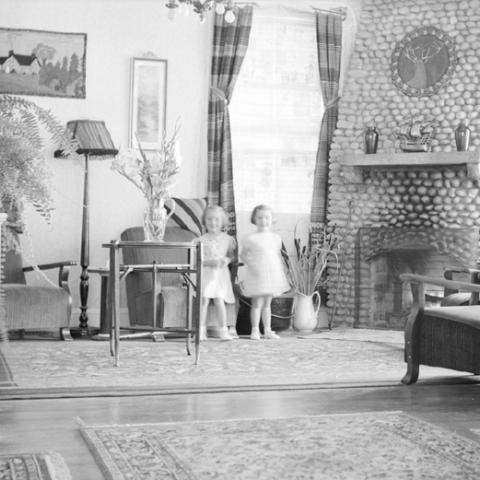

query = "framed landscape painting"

[
  {"left": 129, "top": 57, "right": 167, "bottom": 150},
  {"left": 0, "top": 27, "right": 86, "bottom": 98}
]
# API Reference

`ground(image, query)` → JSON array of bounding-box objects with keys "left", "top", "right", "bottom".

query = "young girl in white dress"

[
  {"left": 196, "top": 205, "right": 236, "bottom": 341},
  {"left": 240, "top": 204, "right": 290, "bottom": 340}
]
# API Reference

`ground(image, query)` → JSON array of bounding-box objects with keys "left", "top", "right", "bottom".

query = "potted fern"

[
  {"left": 283, "top": 226, "right": 339, "bottom": 332},
  {"left": 0, "top": 95, "right": 77, "bottom": 247}
]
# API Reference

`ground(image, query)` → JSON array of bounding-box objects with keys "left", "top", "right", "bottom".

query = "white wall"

[
  {"left": 2, "top": 0, "right": 362, "bottom": 327},
  {"left": 3, "top": 0, "right": 212, "bottom": 326}
]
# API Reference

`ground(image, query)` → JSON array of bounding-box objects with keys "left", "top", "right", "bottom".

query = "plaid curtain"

[
  {"left": 310, "top": 12, "right": 343, "bottom": 235},
  {"left": 207, "top": 6, "right": 253, "bottom": 237}
]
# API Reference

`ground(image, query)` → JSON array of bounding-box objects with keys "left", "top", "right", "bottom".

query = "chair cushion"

[
  {"left": 425, "top": 305, "right": 480, "bottom": 329},
  {"left": 166, "top": 197, "right": 207, "bottom": 236},
  {"left": 440, "top": 292, "right": 471, "bottom": 307}
]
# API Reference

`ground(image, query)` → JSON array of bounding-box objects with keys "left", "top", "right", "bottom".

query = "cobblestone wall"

[{"left": 328, "top": 0, "right": 480, "bottom": 326}]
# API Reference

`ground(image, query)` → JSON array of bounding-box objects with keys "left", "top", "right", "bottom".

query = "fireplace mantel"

[{"left": 339, "top": 151, "right": 480, "bottom": 183}]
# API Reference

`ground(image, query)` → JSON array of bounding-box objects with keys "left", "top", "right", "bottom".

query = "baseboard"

[{"left": 69, "top": 307, "right": 130, "bottom": 329}]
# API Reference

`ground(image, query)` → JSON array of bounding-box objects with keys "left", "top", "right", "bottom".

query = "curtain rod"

[{"left": 310, "top": 6, "right": 347, "bottom": 20}]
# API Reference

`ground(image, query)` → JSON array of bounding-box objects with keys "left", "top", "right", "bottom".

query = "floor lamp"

[{"left": 59, "top": 120, "right": 118, "bottom": 335}]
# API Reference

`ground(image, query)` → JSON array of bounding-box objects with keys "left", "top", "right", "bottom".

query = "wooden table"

[{"left": 102, "top": 240, "right": 203, "bottom": 366}]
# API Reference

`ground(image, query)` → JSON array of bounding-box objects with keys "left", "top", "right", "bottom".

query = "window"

[{"left": 230, "top": 9, "right": 324, "bottom": 219}]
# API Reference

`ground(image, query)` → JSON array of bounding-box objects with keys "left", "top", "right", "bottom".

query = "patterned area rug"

[
  {"left": 0, "top": 329, "right": 471, "bottom": 395},
  {"left": 0, "top": 452, "right": 71, "bottom": 480},
  {"left": 297, "top": 327, "right": 404, "bottom": 344},
  {"left": 0, "top": 348, "right": 15, "bottom": 387},
  {"left": 80, "top": 412, "right": 480, "bottom": 480}
]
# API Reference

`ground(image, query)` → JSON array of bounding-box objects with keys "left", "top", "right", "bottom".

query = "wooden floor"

[{"left": 1, "top": 380, "right": 480, "bottom": 479}]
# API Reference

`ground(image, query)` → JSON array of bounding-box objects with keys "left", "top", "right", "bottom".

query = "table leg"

[
  {"left": 194, "top": 242, "right": 202, "bottom": 365},
  {"left": 185, "top": 251, "right": 192, "bottom": 357},
  {"left": 106, "top": 274, "right": 114, "bottom": 357},
  {"left": 110, "top": 242, "right": 121, "bottom": 366},
  {"left": 91, "top": 275, "right": 110, "bottom": 341}
]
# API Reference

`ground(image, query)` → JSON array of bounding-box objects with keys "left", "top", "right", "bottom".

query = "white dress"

[
  {"left": 240, "top": 231, "right": 290, "bottom": 297},
  {"left": 197, "top": 232, "right": 236, "bottom": 303}
]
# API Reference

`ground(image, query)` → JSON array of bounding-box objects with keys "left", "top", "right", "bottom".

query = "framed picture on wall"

[
  {"left": 129, "top": 57, "right": 168, "bottom": 150},
  {"left": 0, "top": 27, "right": 86, "bottom": 98}
]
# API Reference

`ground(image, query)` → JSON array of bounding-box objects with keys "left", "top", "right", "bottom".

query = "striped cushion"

[{"left": 166, "top": 197, "right": 207, "bottom": 236}]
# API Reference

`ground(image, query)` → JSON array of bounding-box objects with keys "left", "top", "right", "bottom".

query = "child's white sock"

[
  {"left": 250, "top": 327, "right": 261, "bottom": 340},
  {"left": 264, "top": 329, "right": 280, "bottom": 340},
  {"left": 199, "top": 326, "right": 207, "bottom": 341}
]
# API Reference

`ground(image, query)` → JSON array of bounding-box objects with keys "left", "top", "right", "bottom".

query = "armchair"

[
  {"left": 400, "top": 272, "right": 480, "bottom": 385},
  {"left": 4, "top": 247, "right": 76, "bottom": 340}
]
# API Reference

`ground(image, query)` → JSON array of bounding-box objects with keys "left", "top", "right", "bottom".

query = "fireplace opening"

[
  {"left": 355, "top": 227, "right": 478, "bottom": 329},
  {"left": 369, "top": 249, "right": 462, "bottom": 329}
]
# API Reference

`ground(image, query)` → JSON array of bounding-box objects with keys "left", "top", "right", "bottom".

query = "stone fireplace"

[
  {"left": 325, "top": 0, "right": 480, "bottom": 328},
  {"left": 354, "top": 226, "right": 477, "bottom": 329}
]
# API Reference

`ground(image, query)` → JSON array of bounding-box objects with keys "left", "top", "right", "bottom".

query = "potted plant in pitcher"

[{"left": 284, "top": 226, "right": 339, "bottom": 332}]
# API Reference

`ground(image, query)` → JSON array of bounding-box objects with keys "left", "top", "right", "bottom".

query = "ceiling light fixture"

[{"left": 165, "top": 0, "right": 236, "bottom": 24}]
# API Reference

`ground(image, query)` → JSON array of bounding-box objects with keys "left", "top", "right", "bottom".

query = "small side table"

[
  {"left": 103, "top": 240, "right": 203, "bottom": 366},
  {"left": 89, "top": 266, "right": 166, "bottom": 342}
]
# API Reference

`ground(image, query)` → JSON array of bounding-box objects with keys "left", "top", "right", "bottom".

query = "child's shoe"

[
  {"left": 228, "top": 326, "right": 239, "bottom": 339},
  {"left": 218, "top": 327, "right": 233, "bottom": 341},
  {"left": 264, "top": 329, "right": 280, "bottom": 340},
  {"left": 250, "top": 328, "right": 261, "bottom": 340},
  {"left": 199, "top": 326, "right": 207, "bottom": 341}
]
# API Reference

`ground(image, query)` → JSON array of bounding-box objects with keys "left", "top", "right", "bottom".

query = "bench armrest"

[{"left": 400, "top": 273, "right": 480, "bottom": 302}]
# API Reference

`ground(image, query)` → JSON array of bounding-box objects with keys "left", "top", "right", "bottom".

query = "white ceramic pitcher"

[{"left": 292, "top": 291, "right": 320, "bottom": 332}]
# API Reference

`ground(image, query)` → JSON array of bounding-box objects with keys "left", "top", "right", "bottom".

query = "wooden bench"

[{"left": 400, "top": 273, "right": 480, "bottom": 384}]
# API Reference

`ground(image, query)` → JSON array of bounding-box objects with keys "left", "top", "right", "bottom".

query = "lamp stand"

[
  {"left": 79, "top": 153, "right": 90, "bottom": 333},
  {"left": 56, "top": 119, "right": 118, "bottom": 337}
]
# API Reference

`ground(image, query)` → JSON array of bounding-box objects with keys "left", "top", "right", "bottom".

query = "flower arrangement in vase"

[
  {"left": 283, "top": 225, "right": 339, "bottom": 332},
  {"left": 111, "top": 126, "right": 182, "bottom": 241}
]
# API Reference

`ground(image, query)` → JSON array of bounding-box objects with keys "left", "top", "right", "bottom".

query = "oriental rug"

[
  {"left": 80, "top": 411, "right": 480, "bottom": 480},
  {"left": 0, "top": 329, "right": 473, "bottom": 398},
  {"left": 0, "top": 348, "right": 15, "bottom": 387},
  {"left": 0, "top": 452, "right": 71, "bottom": 480}
]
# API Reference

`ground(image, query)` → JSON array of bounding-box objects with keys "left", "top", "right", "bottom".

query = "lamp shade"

[{"left": 56, "top": 120, "right": 118, "bottom": 157}]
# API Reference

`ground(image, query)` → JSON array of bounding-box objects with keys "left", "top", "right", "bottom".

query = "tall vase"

[
  {"left": 455, "top": 120, "right": 471, "bottom": 152},
  {"left": 143, "top": 197, "right": 175, "bottom": 242},
  {"left": 292, "top": 291, "right": 321, "bottom": 333},
  {"left": 364, "top": 126, "right": 379, "bottom": 154}
]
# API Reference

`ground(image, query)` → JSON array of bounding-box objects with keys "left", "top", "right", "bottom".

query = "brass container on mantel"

[
  {"left": 364, "top": 126, "right": 379, "bottom": 154},
  {"left": 455, "top": 120, "right": 471, "bottom": 152}
]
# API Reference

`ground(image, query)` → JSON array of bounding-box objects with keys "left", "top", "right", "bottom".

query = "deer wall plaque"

[{"left": 391, "top": 26, "right": 457, "bottom": 98}]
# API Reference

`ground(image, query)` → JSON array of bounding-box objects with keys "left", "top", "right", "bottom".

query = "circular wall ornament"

[{"left": 391, "top": 26, "right": 457, "bottom": 97}]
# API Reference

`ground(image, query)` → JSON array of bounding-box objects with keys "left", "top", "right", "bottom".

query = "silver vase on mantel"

[
  {"left": 364, "top": 126, "right": 379, "bottom": 154},
  {"left": 455, "top": 120, "right": 471, "bottom": 152}
]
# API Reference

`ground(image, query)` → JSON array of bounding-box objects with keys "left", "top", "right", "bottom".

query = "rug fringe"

[
  {"left": 45, "top": 451, "right": 72, "bottom": 480},
  {"left": 79, "top": 410, "right": 407, "bottom": 430},
  {"left": 73, "top": 416, "right": 87, "bottom": 427}
]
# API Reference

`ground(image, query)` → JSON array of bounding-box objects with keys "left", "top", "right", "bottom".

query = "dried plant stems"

[{"left": 284, "top": 226, "right": 339, "bottom": 296}]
